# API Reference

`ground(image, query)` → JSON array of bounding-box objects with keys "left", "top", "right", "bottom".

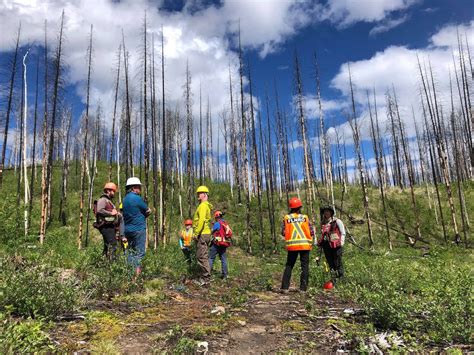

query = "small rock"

[
  {"left": 197, "top": 341, "right": 208, "bottom": 354},
  {"left": 237, "top": 320, "right": 246, "bottom": 326},
  {"left": 211, "top": 306, "right": 226, "bottom": 315},
  {"left": 343, "top": 308, "right": 355, "bottom": 315}
]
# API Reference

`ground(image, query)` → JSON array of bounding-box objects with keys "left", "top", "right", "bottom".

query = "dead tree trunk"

[
  {"left": 109, "top": 45, "right": 121, "bottom": 181},
  {"left": 0, "top": 24, "right": 20, "bottom": 187},
  {"left": 78, "top": 25, "right": 93, "bottom": 249},
  {"left": 367, "top": 91, "right": 392, "bottom": 249},
  {"left": 348, "top": 65, "right": 374, "bottom": 246},
  {"left": 40, "top": 13, "right": 65, "bottom": 244}
]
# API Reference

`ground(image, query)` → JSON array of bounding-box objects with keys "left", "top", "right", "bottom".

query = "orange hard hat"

[
  {"left": 104, "top": 182, "right": 118, "bottom": 192},
  {"left": 184, "top": 219, "right": 193, "bottom": 226},
  {"left": 323, "top": 281, "right": 334, "bottom": 290},
  {"left": 214, "top": 211, "right": 223, "bottom": 219},
  {"left": 288, "top": 197, "right": 302, "bottom": 209}
]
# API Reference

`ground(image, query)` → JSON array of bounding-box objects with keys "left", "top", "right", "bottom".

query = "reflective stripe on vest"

[
  {"left": 284, "top": 213, "right": 312, "bottom": 251},
  {"left": 181, "top": 229, "right": 193, "bottom": 247}
]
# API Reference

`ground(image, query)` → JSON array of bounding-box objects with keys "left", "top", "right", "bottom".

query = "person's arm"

[
  {"left": 336, "top": 219, "right": 346, "bottom": 246},
  {"left": 137, "top": 196, "right": 152, "bottom": 217},
  {"left": 97, "top": 198, "right": 115, "bottom": 216},
  {"left": 212, "top": 222, "right": 220, "bottom": 234},
  {"left": 179, "top": 238, "right": 184, "bottom": 249}
]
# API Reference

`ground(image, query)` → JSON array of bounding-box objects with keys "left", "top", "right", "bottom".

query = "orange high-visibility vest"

[
  {"left": 181, "top": 229, "right": 193, "bottom": 247},
  {"left": 283, "top": 213, "right": 312, "bottom": 251}
]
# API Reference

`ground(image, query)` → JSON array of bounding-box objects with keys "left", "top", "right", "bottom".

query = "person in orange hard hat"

[
  {"left": 280, "top": 197, "right": 314, "bottom": 293},
  {"left": 179, "top": 219, "right": 194, "bottom": 264},
  {"left": 93, "top": 182, "right": 125, "bottom": 260}
]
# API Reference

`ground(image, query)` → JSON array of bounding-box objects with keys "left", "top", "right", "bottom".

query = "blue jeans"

[
  {"left": 209, "top": 244, "right": 228, "bottom": 277},
  {"left": 125, "top": 230, "right": 146, "bottom": 269}
]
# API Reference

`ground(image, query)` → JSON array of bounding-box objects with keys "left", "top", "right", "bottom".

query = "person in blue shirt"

[{"left": 122, "top": 177, "right": 151, "bottom": 277}]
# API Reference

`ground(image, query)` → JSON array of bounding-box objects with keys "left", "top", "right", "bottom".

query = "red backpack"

[{"left": 213, "top": 220, "right": 233, "bottom": 247}]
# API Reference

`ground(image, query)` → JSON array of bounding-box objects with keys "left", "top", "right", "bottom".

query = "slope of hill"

[{"left": 0, "top": 163, "right": 472, "bottom": 353}]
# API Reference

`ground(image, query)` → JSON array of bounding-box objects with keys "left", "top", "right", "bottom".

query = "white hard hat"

[{"left": 125, "top": 177, "right": 142, "bottom": 187}]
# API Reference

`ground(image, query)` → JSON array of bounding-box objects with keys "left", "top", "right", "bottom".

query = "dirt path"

[{"left": 53, "top": 268, "right": 364, "bottom": 354}]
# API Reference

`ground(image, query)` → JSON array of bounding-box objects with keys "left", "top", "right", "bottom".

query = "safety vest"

[
  {"left": 283, "top": 213, "right": 313, "bottom": 251},
  {"left": 94, "top": 195, "right": 117, "bottom": 225},
  {"left": 319, "top": 219, "right": 342, "bottom": 248},
  {"left": 181, "top": 229, "right": 193, "bottom": 247}
]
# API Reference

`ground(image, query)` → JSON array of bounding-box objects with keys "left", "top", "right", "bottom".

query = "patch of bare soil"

[{"left": 52, "top": 270, "right": 364, "bottom": 354}]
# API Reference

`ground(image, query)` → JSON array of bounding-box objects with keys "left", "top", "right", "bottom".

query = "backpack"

[{"left": 213, "top": 220, "right": 233, "bottom": 247}]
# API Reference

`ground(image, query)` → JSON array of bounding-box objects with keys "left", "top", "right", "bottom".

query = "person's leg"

[
  {"left": 196, "top": 234, "right": 211, "bottom": 281},
  {"left": 334, "top": 247, "right": 344, "bottom": 278},
  {"left": 182, "top": 248, "right": 191, "bottom": 264},
  {"left": 299, "top": 250, "right": 310, "bottom": 291},
  {"left": 281, "top": 251, "right": 298, "bottom": 290},
  {"left": 117, "top": 213, "right": 125, "bottom": 237},
  {"left": 134, "top": 229, "right": 147, "bottom": 273},
  {"left": 322, "top": 242, "right": 336, "bottom": 270},
  {"left": 209, "top": 244, "right": 218, "bottom": 272},
  {"left": 126, "top": 231, "right": 138, "bottom": 268},
  {"left": 219, "top": 247, "right": 228, "bottom": 278},
  {"left": 101, "top": 227, "right": 117, "bottom": 260}
]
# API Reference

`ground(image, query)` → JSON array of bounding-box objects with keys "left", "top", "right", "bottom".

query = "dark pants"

[
  {"left": 209, "top": 244, "right": 228, "bottom": 278},
  {"left": 100, "top": 226, "right": 117, "bottom": 260},
  {"left": 281, "top": 250, "right": 310, "bottom": 291},
  {"left": 196, "top": 234, "right": 211, "bottom": 280},
  {"left": 322, "top": 241, "right": 344, "bottom": 279},
  {"left": 182, "top": 247, "right": 192, "bottom": 264}
]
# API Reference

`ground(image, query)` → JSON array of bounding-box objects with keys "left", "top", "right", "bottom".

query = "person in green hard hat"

[{"left": 192, "top": 185, "right": 213, "bottom": 286}]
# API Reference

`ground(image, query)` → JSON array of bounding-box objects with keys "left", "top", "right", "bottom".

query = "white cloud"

[
  {"left": 369, "top": 14, "right": 409, "bottom": 36},
  {"left": 323, "top": 0, "right": 419, "bottom": 27},
  {"left": 328, "top": 20, "right": 474, "bottom": 144}
]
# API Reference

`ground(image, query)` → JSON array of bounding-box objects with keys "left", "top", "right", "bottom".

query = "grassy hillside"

[{"left": 0, "top": 163, "right": 472, "bottom": 353}]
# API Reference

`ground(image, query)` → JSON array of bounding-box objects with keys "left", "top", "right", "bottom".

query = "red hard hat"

[
  {"left": 214, "top": 211, "right": 223, "bottom": 218},
  {"left": 288, "top": 197, "right": 302, "bottom": 209},
  {"left": 184, "top": 219, "right": 193, "bottom": 226},
  {"left": 323, "top": 281, "right": 334, "bottom": 290}
]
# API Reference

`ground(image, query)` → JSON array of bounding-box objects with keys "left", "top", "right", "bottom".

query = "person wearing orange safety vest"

[
  {"left": 317, "top": 205, "right": 345, "bottom": 284},
  {"left": 280, "top": 197, "right": 315, "bottom": 293},
  {"left": 179, "top": 219, "right": 194, "bottom": 264}
]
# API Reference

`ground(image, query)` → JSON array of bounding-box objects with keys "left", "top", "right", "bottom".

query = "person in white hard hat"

[{"left": 122, "top": 177, "right": 152, "bottom": 277}]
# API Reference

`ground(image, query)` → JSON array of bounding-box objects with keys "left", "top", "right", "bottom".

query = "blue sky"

[{"left": 0, "top": 0, "right": 473, "bottom": 179}]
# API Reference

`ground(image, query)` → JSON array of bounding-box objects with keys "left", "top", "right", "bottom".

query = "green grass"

[{"left": 0, "top": 162, "right": 472, "bottom": 351}]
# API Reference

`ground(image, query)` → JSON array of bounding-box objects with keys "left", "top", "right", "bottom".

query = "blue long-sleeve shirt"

[{"left": 123, "top": 191, "right": 148, "bottom": 233}]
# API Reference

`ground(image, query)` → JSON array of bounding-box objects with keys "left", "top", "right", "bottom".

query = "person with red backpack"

[
  {"left": 209, "top": 211, "right": 232, "bottom": 280},
  {"left": 280, "top": 197, "right": 314, "bottom": 293},
  {"left": 94, "top": 182, "right": 125, "bottom": 260},
  {"left": 317, "top": 205, "right": 346, "bottom": 285}
]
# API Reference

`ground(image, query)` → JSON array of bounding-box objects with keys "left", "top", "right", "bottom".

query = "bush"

[
  {"left": 0, "top": 258, "right": 82, "bottom": 320},
  {"left": 0, "top": 312, "right": 55, "bottom": 353},
  {"left": 337, "top": 247, "right": 473, "bottom": 344}
]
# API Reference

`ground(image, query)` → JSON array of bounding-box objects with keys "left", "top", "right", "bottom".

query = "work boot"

[{"left": 280, "top": 289, "right": 289, "bottom": 294}]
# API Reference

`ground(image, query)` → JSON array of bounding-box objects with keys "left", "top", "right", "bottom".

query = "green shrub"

[
  {"left": 337, "top": 247, "right": 473, "bottom": 344},
  {"left": 0, "top": 312, "right": 55, "bottom": 353},
  {"left": 0, "top": 259, "right": 82, "bottom": 320}
]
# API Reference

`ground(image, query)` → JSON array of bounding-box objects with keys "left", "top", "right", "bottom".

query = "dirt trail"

[
  {"left": 53, "top": 253, "right": 363, "bottom": 353},
  {"left": 56, "top": 281, "right": 362, "bottom": 353}
]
